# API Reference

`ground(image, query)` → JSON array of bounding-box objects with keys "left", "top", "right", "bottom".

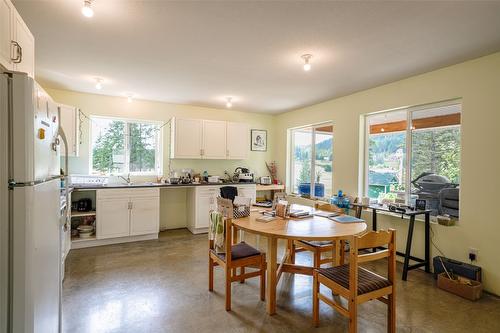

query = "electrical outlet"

[{"left": 469, "top": 247, "right": 478, "bottom": 261}]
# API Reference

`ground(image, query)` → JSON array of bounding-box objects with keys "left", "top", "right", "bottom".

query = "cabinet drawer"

[
  {"left": 97, "top": 189, "right": 131, "bottom": 200},
  {"left": 197, "top": 186, "right": 220, "bottom": 196},
  {"left": 97, "top": 188, "right": 159, "bottom": 200},
  {"left": 128, "top": 188, "right": 159, "bottom": 198}
]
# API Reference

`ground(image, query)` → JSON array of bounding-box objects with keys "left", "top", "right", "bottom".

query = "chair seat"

[
  {"left": 317, "top": 265, "right": 391, "bottom": 295},
  {"left": 299, "top": 240, "right": 333, "bottom": 247},
  {"left": 213, "top": 242, "right": 261, "bottom": 261}
]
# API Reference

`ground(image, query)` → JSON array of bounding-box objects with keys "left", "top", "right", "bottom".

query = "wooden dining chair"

[
  {"left": 312, "top": 229, "right": 396, "bottom": 333},
  {"left": 290, "top": 202, "right": 344, "bottom": 268},
  {"left": 208, "top": 197, "right": 266, "bottom": 311}
]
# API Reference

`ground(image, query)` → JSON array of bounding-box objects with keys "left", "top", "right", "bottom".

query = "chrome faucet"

[{"left": 118, "top": 173, "right": 131, "bottom": 184}]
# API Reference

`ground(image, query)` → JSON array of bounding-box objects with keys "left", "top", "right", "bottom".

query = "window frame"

[
  {"left": 363, "top": 99, "right": 461, "bottom": 213},
  {"left": 89, "top": 115, "right": 163, "bottom": 176},
  {"left": 288, "top": 121, "right": 333, "bottom": 199}
]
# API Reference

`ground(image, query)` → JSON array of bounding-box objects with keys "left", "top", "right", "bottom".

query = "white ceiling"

[{"left": 13, "top": 0, "right": 500, "bottom": 114}]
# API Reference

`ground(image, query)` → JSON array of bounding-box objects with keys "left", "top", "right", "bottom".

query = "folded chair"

[
  {"left": 208, "top": 197, "right": 266, "bottom": 311},
  {"left": 290, "top": 202, "right": 345, "bottom": 268},
  {"left": 313, "top": 229, "right": 396, "bottom": 333}
]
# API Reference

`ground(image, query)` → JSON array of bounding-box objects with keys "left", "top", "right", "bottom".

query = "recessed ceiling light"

[
  {"left": 81, "top": 0, "right": 94, "bottom": 18},
  {"left": 226, "top": 97, "right": 233, "bottom": 108},
  {"left": 94, "top": 78, "right": 103, "bottom": 90},
  {"left": 301, "top": 54, "right": 313, "bottom": 71}
]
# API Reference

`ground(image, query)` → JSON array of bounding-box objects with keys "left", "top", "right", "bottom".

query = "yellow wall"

[
  {"left": 274, "top": 52, "right": 500, "bottom": 294},
  {"left": 46, "top": 88, "right": 275, "bottom": 229},
  {"left": 47, "top": 52, "right": 500, "bottom": 294}
]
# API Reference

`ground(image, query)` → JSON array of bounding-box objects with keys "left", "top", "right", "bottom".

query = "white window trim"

[
  {"left": 363, "top": 99, "right": 462, "bottom": 212},
  {"left": 287, "top": 121, "right": 333, "bottom": 199},
  {"left": 89, "top": 115, "right": 164, "bottom": 176}
]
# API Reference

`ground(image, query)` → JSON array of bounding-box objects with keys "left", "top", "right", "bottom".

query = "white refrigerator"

[{"left": 1, "top": 72, "right": 62, "bottom": 333}]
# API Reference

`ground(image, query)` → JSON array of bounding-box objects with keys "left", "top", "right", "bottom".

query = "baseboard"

[{"left": 70, "top": 233, "right": 158, "bottom": 249}]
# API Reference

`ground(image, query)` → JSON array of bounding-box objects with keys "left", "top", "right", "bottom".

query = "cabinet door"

[
  {"left": 226, "top": 122, "right": 249, "bottom": 159},
  {"left": 130, "top": 197, "right": 159, "bottom": 236},
  {"left": 172, "top": 118, "right": 202, "bottom": 159},
  {"left": 96, "top": 198, "right": 130, "bottom": 239},
  {"left": 202, "top": 120, "right": 227, "bottom": 159},
  {"left": 0, "top": 0, "right": 14, "bottom": 70},
  {"left": 196, "top": 187, "right": 219, "bottom": 228},
  {"left": 13, "top": 10, "right": 34, "bottom": 77},
  {"left": 237, "top": 185, "right": 256, "bottom": 204},
  {"left": 59, "top": 105, "right": 79, "bottom": 157}
]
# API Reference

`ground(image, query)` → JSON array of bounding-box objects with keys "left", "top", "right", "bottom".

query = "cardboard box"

[{"left": 437, "top": 273, "right": 482, "bottom": 301}]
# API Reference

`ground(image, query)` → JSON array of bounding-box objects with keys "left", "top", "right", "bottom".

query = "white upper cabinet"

[
  {"left": 59, "top": 104, "right": 79, "bottom": 157},
  {"left": 171, "top": 118, "right": 203, "bottom": 159},
  {"left": 0, "top": 0, "right": 14, "bottom": 70},
  {"left": 226, "top": 122, "right": 249, "bottom": 160},
  {"left": 202, "top": 120, "right": 227, "bottom": 159},
  {"left": 0, "top": 0, "right": 35, "bottom": 77},
  {"left": 170, "top": 117, "right": 249, "bottom": 160},
  {"left": 12, "top": 11, "right": 34, "bottom": 77}
]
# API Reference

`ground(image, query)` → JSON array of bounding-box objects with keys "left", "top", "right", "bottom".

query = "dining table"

[{"left": 232, "top": 204, "right": 367, "bottom": 315}]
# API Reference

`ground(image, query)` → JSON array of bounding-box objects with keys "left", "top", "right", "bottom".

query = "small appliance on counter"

[
  {"left": 260, "top": 176, "right": 272, "bottom": 185},
  {"left": 76, "top": 198, "right": 92, "bottom": 211},
  {"left": 234, "top": 167, "right": 254, "bottom": 183}
]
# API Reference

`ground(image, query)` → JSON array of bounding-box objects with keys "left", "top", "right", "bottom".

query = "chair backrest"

[
  {"left": 272, "top": 192, "right": 286, "bottom": 210},
  {"left": 217, "top": 197, "right": 234, "bottom": 218},
  {"left": 220, "top": 186, "right": 238, "bottom": 202},
  {"left": 314, "top": 202, "right": 343, "bottom": 214},
  {"left": 214, "top": 197, "right": 234, "bottom": 264},
  {"left": 348, "top": 229, "right": 396, "bottom": 297}
]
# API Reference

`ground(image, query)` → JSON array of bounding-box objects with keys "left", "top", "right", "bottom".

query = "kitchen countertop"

[{"left": 71, "top": 181, "right": 256, "bottom": 190}]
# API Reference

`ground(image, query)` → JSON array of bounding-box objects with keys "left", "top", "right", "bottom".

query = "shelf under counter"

[
  {"left": 71, "top": 210, "right": 96, "bottom": 217},
  {"left": 71, "top": 235, "right": 96, "bottom": 242}
]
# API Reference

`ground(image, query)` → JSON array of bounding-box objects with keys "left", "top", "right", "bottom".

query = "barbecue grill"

[{"left": 411, "top": 172, "right": 458, "bottom": 216}]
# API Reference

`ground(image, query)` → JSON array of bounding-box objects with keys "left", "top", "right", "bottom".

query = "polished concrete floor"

[{"left": 63, "top": 229, "right": 500, "bottom": 333}]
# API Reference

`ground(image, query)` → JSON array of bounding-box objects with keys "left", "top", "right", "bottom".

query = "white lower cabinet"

[
  {"left": 237, "top": 184, "right": 257, "bottom": 204},
  {"left": 97, "top": 198, "right": 130, "bottom": 239},
  {"left": 187, "top": 184, "right": 256, "bottom": 234},
  {"left": 130, "top": 197, "right": 160, "bottom": 236},
  {"left": 96, "top": 188, "right": 160, "bottom": 240}
]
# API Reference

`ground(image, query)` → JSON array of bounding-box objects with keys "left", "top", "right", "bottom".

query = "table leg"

[
  {"left": 355, "top": 205, "right": 362, "bottom": 219},
  {"left": 402, "top": 215, "right": 415, "bottom": 281},
  {"left": 266, "top": 236, "right": 278, "bottom": 315},
  {"left": 372, "top": 209, "right": 378, "bottom": 252},
  {"left": 425, "top": 212, "right": 431, "bottom": 273}
]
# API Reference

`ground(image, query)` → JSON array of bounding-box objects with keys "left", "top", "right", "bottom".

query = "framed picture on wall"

[{"left": 251, "top": 129, "right": 267, "bottom": 151}]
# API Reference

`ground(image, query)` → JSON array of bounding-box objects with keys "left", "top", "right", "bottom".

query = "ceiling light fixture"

[
  {"left": 81, "top": 0, "right": 94, "bottom": 18},
  {"left": 226, "top": 97, "right": 233, "bottom": 108},
  {"left": 302, "top": 54, "right": 313, "bottom": 71},
  {"left": 94, "top": 78, "right": 103, "bottom": 90}
]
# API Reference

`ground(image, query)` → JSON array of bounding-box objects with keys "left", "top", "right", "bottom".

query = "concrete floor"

[{"left": 63, "top": 229, "right": 500, "bottom": 333}]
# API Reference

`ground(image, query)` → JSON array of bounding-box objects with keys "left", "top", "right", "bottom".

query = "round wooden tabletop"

[{"left": 233, "top": 210, "right": 367, "bottom": 241}]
